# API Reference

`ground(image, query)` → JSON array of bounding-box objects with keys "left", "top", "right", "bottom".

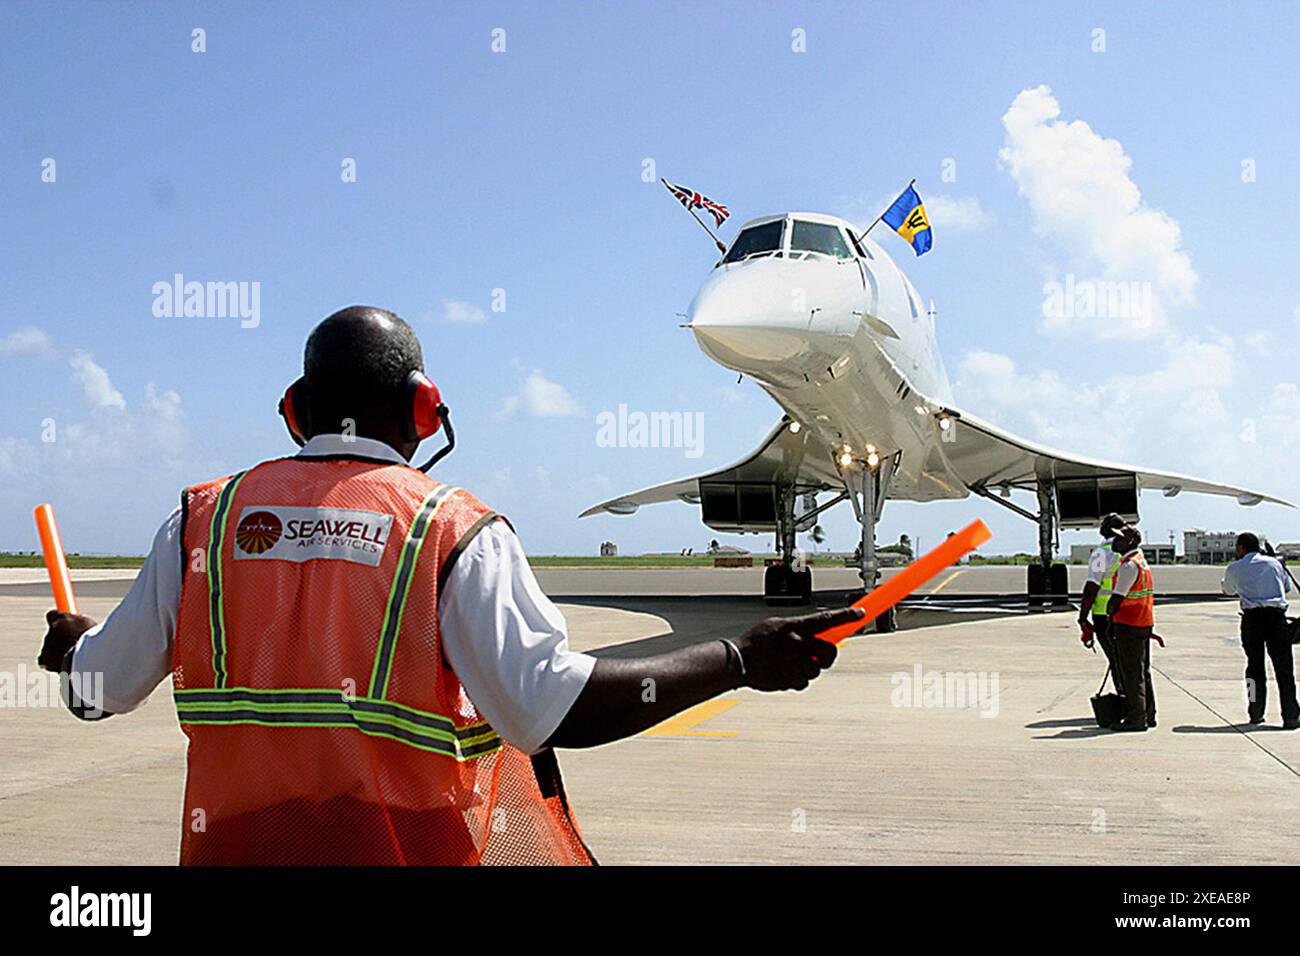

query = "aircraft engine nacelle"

[
  {"left": 700, "top": 481, "right": 778, "bottom": 532},
  {"left": 1054, "top": 475, "right": 1140, "bottom": 529}
]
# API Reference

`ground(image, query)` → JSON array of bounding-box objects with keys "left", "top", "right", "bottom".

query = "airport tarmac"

[
  {"left": 1, "top": 566, "right": 1296, "bottom": 865},
  {"left": 536, "top": 563, "right": 1230, "bottom": 597},
  {"left": 0, "top": 562, "right": 1231, "bottom": 597}
]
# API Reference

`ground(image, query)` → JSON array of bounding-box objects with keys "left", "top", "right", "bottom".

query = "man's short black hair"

[
  {"left": 1237, "top": 532, "right": 1261, "bottom": 554},
  {"left": 303, "top": 305, "right": 423, "bottom": 429}
]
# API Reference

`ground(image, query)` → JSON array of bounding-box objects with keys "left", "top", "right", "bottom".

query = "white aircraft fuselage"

[{"left": 689, "top": 212, "right": 962, "bottom": 502}]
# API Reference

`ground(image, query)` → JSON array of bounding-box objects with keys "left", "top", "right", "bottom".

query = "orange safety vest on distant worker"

[
  {"left": 172, "top": 455, "right": 595, "bottom": 865},
  {"left": 1111, "top": 551, "right": 1155, "bottom": 628}
]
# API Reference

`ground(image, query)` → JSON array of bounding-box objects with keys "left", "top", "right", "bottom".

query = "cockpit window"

[
  {"left": 790, "top": 220, "right": 854, "bottom": 260},
  {"left": 722, "top": 220, "right": 784, "bottom": 263}
]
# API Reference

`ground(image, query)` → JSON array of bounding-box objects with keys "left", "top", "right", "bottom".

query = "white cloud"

[
  {"left": 0, "top": 325, "right": 54, "bottom": 356},
  {"left": 999, "top": 85, "right": 1197, "bottom": 338},
  {"left": 143, "top": 382, "right": 182, "bottom": 420},
  {"left": 68, "top": 352, "right": 126, "bottom": 410},
  {"left": 956, "top": 336, "right": 1241, "bottom": 472},
  {"left": 956, "top": 350, "right": 1081, "bottom": 415},
  {"left": 434, "top": 300, "right": 487, "bottom": 324},
  {"left": 1243, "top": 331, "right": 1271, "bottom": 356},
  {"left": 922, "top": 194, "right": 994, "bottom": 232},
  {"left": 496, "top": 370, "right": 583, "bottom": 418}
]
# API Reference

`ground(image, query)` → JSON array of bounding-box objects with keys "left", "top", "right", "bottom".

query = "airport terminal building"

[
  {"left": 1183, "top": 529, "right": 1269, "bottom": 565},
  {"left": 1069, "top": 543, "right": 1175, "bottom": 565}
]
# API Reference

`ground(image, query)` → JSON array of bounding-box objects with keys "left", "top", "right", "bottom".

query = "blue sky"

[{"left": 2, "top": 1, "right": 1298, "bottom": 557}]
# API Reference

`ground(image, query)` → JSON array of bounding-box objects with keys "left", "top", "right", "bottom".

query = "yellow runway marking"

[
  {"left": 926, "top": 568, "right": 968, "bottom": 596},
  {"left": 643, "top": 699, "right": 740, "bottom": 737}
]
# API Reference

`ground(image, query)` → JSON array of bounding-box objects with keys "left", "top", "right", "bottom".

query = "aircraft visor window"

[
  {"left": 722, "top": 221, "right": 784, "bottom": 263},
  {"left": 790, "top": 220, "right": 854, "bottom": 260}
]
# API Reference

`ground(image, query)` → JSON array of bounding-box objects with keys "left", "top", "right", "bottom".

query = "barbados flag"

[{"left": 881, "top": 184, "right": 932, "bottom": 256}]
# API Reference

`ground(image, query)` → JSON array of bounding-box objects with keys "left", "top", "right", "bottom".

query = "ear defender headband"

[
  {"left": 277, "top": 369, "right": 455, "bottom": 472},
  {"left": 403, "top": 370, "right": 443, "bottom": 442},
  {"left": 277, "top": 377, "right": 312, "bottom": 448},
  {"left": 404, "top": 369, "right": 456, "bottom": 472}
]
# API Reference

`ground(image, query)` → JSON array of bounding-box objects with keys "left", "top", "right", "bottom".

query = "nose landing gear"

[{"left": 844, "top": 448, "right": 900, "bottom": 633}]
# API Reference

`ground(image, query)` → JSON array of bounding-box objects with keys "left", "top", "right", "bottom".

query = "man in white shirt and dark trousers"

[
  {"left": 1078, "top": 513, "right": 1128, "bottom": 689},
  {"left": 1222, "top": 532, "right": 1298, "bottom": 729}
]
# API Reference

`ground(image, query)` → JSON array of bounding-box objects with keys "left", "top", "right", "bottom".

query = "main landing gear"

[
  {"left": 971, "top": 480, "right": 1069, "bottom": 608},
  {"left": 764, "top": 484, "right": 814, "bottom": 605},
  {"left": 1027, "top": 482, "right": 1069, "bottom": 608}
]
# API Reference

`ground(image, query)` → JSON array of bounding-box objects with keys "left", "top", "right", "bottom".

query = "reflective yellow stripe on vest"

[
  {"left": 368, "top": 484, "right": 459, "bottom": 699},
  {"left": 208, "top": 471, "right": 248, "bottom": 689},
  {"left": 174, "top": 687, "right": 501, "bottom": 760},
  {"left": 1091, "top": 551, "right": 1122, "bottom": 616}
]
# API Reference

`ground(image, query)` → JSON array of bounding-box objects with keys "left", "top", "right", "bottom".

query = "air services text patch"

[{"left": 232, "top": 505, "right": 394, "bottom": 567}]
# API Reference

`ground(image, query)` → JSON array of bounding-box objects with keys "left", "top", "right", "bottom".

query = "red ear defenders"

[{"left": 278, "top": 370, "right": 454, "bottom": 471}]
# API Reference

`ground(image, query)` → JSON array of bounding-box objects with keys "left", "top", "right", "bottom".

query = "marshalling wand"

[
  {"left": 817, "top": 518, "right": 992, "bottom": 644},
  {"left": 33, "top": 503, "right": 78, "bottom": 614}
]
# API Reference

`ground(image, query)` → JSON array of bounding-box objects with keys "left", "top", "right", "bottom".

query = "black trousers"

[
  {"left": 1241, "top": 607, "right": 1299, "bottom": 722},
  {"left": 1112, "top": 622, "right": 1156, "bottom": 726},
  {"left": 1092, "top": 613, "right": 1122, "bottom": 694}
]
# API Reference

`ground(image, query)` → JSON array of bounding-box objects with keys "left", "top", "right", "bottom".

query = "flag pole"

[
  {"left": 855, "top": 178, "right": 916, "bottom": 244},
  {"left": 661, "top": 179, "right": 727, "bottom": 254}
]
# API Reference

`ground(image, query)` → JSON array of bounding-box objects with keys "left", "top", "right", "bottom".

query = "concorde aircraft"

[{"left": 581, "top": 211, "right": 1291, "bottom": 624}]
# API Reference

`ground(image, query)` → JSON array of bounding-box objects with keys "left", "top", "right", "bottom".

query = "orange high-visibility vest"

[
  {"left": 172, "top": 455, "right": 595, "bottom": 866},
  {"left": 1111, "top": 551, "right": 1155, "bottom": 628}
]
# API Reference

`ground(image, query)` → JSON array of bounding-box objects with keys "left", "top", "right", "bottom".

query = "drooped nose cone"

[{"left": 688, "top": 257, "right": 856, "bottom": 381}]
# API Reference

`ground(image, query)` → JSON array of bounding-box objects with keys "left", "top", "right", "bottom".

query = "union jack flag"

[{"left": 663, "top": 180, "right": 730, "bottom": 228}]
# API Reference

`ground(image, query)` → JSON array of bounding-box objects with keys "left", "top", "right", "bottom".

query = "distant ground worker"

[
  {"left": 1105, "top": 525, "right": 1161, "bottom": 732},
  {"left": 1077, "top": 513, "right": 1129, "bottom": 686},
  {"left": 1222, "top": 533, "right": 1298, "bottom": 729},
  {"left": 36, "top": 305, "right": 860, "bottom": 865}
]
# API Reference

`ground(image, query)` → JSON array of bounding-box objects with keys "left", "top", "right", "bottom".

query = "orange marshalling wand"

[
  {"left": 33, "top": 503, "right": 78, "bottom": 614},
  {"left": 817, "top": 518, "right": 993, "bottom": 644}
]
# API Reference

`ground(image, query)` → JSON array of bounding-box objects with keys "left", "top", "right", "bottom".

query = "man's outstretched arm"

[{"left": 545, "top": 607, "right": 864, "bottom": 749}]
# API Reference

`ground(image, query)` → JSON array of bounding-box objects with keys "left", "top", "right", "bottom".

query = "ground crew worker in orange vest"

[
  {"left": 36, "top": 305, "right": 860, "bottom": 865},
  {"left": 1105, "top": 525, "right": 1159, "bottom": 732}
]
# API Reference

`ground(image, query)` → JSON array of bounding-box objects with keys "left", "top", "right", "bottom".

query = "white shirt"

[
  {"left": 1112, "top": 549, "right": 1144, "bottom": 596},
  {"left": 1086, "top": 544, "right": 1114, "bottom": 586},
  {"left": 1222, "top": 552, "right": 1292, "bottom": 611},
  {"left": 69, "top": 435, "right": 595, "bottom": 754}
]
